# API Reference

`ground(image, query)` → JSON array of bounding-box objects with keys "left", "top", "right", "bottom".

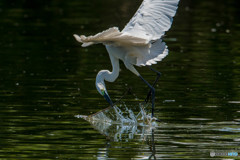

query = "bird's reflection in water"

[
  {"left": 147, "top": 129, "right": 157, "bottom": 160},
  {"left": 76, "top": 103, "right": 157, "bottom": 159},
  {"left": 76, "top": 103, "right": 157, "bottom": 142}
]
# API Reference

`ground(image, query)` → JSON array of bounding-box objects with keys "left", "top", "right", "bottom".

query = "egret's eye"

[{"left": 101, "top": 90, "right": 105, "bottom": 96}]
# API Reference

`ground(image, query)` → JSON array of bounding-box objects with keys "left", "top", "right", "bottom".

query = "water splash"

[
  {"left": 75, "top": 103, "right": 157, "bottom": 141},
  {"left": 77, "top": 103, "right": 157, "bottom": 126}
]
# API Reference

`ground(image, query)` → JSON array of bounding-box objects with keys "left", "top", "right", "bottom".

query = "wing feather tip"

[{"left": 73, "top": 34, "right": 82, "bottom": 43}]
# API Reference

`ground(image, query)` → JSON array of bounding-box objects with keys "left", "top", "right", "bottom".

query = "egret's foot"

[{"left": 139, "top": 75, "right": 155, "bottom": 118}]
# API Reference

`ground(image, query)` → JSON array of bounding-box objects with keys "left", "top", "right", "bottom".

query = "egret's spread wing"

[
  {"left": 122, "top": 0, "right": 180, "bottom": 40},
  {"left": 74, "top": 27, "right": 149, "bottom": 47}
]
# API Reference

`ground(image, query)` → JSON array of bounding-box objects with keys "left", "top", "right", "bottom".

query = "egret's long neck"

[
  {"left": 104, "top": 54, "right": 119, "bottom": 82},
  {"left": 96, "top": 54, "right": 120, "bottom": 86},
  {"left": 96, "top": 53, "right": 119, "bottom": 96},
  {"left": 96, "top": 54, "right": 119, "bottom": 95}
]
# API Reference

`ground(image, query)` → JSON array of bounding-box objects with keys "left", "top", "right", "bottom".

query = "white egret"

[{"left": 74, "top": 0, "right": 180, "bottom": 117}]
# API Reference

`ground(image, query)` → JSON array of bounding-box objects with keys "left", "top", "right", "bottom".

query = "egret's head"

[
  {"left": 96, "top": 80, "right": 106, "bottom": 96},
  {"left": 96, "top": 71, "right": 113, "bottom": 106},
  {"left": 96, "top": 70, "right": 107, "bottom": 95}
]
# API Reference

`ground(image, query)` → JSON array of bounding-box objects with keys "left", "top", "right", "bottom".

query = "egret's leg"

[
  {"left": 145, "top": 67, "right": 161, "bottom": 103},
  {"left": 139, "top": 75, "right": 155, "bottom": 117},
  {"left": 123, "top": 62, "right": 156, "bottom": 117}
]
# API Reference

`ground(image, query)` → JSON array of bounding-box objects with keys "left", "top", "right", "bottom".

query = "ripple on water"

[
  {"left": 186, "top": 118, "right": 213, "bottom": 121},
  {"left": 228, "top": 101, "right": 240, "bottom": 104}
]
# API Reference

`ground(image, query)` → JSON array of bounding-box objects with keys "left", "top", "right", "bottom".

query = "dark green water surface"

[{"left": 0, "top": 0, "right": 240, "bottom": 159}]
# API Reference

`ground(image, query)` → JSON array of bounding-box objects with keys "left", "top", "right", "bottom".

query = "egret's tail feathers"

[{"left": 73, "top": 27, "right": 149, "bottom": 47}]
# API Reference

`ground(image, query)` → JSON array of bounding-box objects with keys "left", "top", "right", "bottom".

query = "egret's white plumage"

[
  {"left": 74, "top": 0, "right": 180, "bottom": 103},
  {"left": 123, "top": 0, "right": 180, "bottom": 40}
]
